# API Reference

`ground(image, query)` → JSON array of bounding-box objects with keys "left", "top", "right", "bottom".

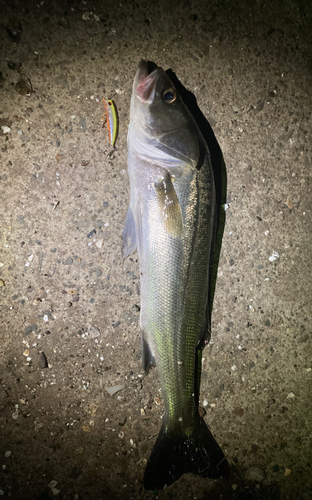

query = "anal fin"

[{"left": 141, "top": 329, "right": 156, "bottom": 373}]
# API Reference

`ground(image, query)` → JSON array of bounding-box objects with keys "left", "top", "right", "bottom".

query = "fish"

[
  {"left": 122, "top": 60, "right": 230, "bottom": 490},
  {"left": 103, "top": 98, "right": 118, "bottom": 147}
]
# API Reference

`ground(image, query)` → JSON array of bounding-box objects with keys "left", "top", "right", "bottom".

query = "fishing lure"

[{"left": 103, "top": 98, "right": 118, "bottom": 147}]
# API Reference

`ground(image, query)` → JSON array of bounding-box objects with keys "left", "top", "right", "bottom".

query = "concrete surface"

[{"left": 0, "top": 1, "right": 311, "bottom": 499}]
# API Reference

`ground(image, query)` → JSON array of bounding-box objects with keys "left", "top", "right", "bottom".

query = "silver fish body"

[{"left": 122, "top": 60, "right": 229, "bottom": 489}]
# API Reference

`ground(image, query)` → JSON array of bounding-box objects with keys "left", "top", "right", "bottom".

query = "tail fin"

[{"left": 143, "top": 417, "right": 230, "bottom": 490}]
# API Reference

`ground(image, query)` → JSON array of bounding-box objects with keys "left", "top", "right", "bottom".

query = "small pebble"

[
  {"left": 105, "top": 385, "right": 124, "bottom": 396},
  {"left": 48, "top": 480, "right": 58, "bottom": 489},
  {"left": 269, "top": 250, "right": 280, "bottom": 262},
  {"left": 198, "top": 406, "right": 206, "bottom": 417},
  {"left": 245, "top": 467, "right": 265, "bottom": 482},
  {"left": 4, "top": 451, "right": 11, "bottom": 458},
  {"left": 39, "top": 352, "right": 48, "bottom": 369},
  {"left": 87, "top": 229, "right": 96, "bottom": 238},
  {"left": 1, "top": 126, "right": 11, "bottom": 133},
  {"left": 88, "top": 326, "right": 100, "bottom": 338}
]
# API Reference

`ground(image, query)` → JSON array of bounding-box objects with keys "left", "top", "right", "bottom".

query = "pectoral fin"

[
  {"left": 122, "top": 200, "right": 144, "bottom": 258},
  {"left": 153, "top": 172, "right": 183, "bottom": 238}
]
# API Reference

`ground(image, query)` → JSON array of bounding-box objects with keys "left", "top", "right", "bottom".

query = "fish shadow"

[{"left": 166, "top": 68, "right": 227, "bottom": 309}]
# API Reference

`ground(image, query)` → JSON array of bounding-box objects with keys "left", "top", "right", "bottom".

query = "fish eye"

[{"left": 163, "top": 89, "right": 176, "bottom": 104}]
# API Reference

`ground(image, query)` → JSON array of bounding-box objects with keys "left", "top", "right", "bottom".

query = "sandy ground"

[{"left": 0, "top": 1, "right": 311, "bottom": 499}]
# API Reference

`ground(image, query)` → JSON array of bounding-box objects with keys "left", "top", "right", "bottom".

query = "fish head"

[{"left": 128, "top": 60, "right": 201, "bottom": 173}]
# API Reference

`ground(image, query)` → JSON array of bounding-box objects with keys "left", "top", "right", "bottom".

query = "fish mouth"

[{"left": 135, "top": 60, "right": 162, "bottom": 103}]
